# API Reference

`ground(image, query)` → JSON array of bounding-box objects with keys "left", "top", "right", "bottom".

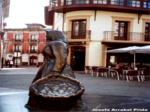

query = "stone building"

[
  {"left": 4, "top": 24, "right": 46, "bottom": 67},
  {"left": 45, "top": 0, "right": 150, "bottom": 71}
]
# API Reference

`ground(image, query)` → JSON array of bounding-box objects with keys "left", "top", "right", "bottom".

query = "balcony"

[
  {"left": 29, "top": 39, "right": 38, "bottom": 44},
  {"left": 13, "top": 49, "right": 22, "bottom": 52},
  {"left": 13, "top": 39, "right": 22, "bottom": 44},
  {"left": 103, "top": 31, "right": 150, "bottom": 44},
  {"left": 30, "top": 50, "right": 37, "bottom": 53},
  {"left": 50, "top": 0, "right": 150, "bottom": 14},
  {"left": 64, "top": 30, "right": 91, "bottom": 44},
  {"left": 22, "top": 50, "right": 29, "bottom": 54}
]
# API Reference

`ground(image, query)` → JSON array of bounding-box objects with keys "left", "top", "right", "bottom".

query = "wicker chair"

[
  {"left": 84, "top": 66, "right": 92, "bottom": 74},
  {"left": 96, "top": 67, "right": 108, "bottom": 77},
  {"left": 126, "top": 70, "right": 139, "bottom": 82},
  {"left": 109, "top": 69, "right": 120, "bottom": 80}
]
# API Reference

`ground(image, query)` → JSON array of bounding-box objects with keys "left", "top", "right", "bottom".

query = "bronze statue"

[
  {"left": 26, "top": 30, "right": 83, "bottom": 110},
  {"left": 32, "top": 30, "right": 74, "bottom": 83}
]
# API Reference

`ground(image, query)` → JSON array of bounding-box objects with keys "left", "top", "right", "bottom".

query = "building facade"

[
  {"left": 0, "top": 0, "right": 10, "bottom": 68},
  {"left": 4, "top": 25, "right": 46, "bottom": 67},
  {"left": 45, "top": 0, "right": 150, "bottom": 71}
]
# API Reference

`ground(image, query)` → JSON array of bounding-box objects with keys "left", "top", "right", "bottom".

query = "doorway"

[
  {"left": 70, "top": 46, "right": 85, "bottom": 71},
  {"left": 30, "top": 56, "right": 37, "bottom": 66}
]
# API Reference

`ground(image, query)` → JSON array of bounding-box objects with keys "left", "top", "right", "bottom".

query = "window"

[
  {"left": 111, "top": 0, "right": 124, "bottom": 6},
  {"left": 31, "top": 34, "right": 38, "bottom": 41},
  {"left": 144, "top": 1, "right": 150, "bottom": 9},
  {"left": 110, "top": 56, "right": 116, "bottom": 64},
  {"left": 14, "top": 45, "right": 22, "bottom": 52},
  {"left": 93, "top": 0, "right": 107, "bottom": 4},
  {"left": 114, "top": 21, "right": 128, "bottom": 40},
  {"left": 15, "top": 34, "right": 22, "bottom": 41},
  {"left": 30, "top": 45, "right": 37, "bottom": 53},
  {"left": 66, "top": 0, "right": 72, "bottom": 5},
  {"left": 75, "top": 0, "right": 89, "bottom": 4},
  {"left": 61, "top": 0, "right": 64, "bottom": 6},
  {"left": 51, "top": 0, "right": 58, "bottom": 7},
  {"left": 128, "top": 0, "right": 140, "bottom": 7},
  {"left": 31, "top": 45, "right": 37, "bottom": 51},
  {"left": 145, "top": 23, "right": 150, "bottom": 41},
  {"left": 72, "top": 20, "right": 87, "bottom": 39}
]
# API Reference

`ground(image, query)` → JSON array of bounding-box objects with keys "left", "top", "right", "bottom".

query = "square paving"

[{"left": 0, "top": 68, "right": 149, "bottom": 112}]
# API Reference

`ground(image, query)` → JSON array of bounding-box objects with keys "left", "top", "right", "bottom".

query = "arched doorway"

[
  {"left": 70, "top": 46, "right": 85, "bottom": 71},
  {"left": 30, "top": 55, "right": 37, "bottom": 66}
]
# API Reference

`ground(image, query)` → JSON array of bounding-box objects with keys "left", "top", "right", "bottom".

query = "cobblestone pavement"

[
  {"left": 0, "top": 68, "right": 149, "bottom": 112},
  {"left": 0, "top": 68, "right": 150, "bottom": 98}
]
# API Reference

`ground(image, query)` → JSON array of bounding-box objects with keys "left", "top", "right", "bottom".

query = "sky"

[{"left": 4, "top": 0, "right": 49, "bottom": 28}]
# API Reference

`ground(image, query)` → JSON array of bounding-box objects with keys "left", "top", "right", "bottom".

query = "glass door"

[
  {"left": 72, "top": 19, "right": 86, "bottom": 39},
  {"left": 114, "top": 21, "right": 128, "bottom": 40}
]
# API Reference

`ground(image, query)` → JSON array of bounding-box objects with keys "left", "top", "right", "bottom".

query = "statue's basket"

[{"left": 27, "top": 75, "right": 84, "bottom": 110}]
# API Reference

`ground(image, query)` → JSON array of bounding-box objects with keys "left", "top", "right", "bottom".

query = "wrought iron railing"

[
  {"left": 103, "top": 31, "right": 150, "bottom": 42},
  {"left": 30, "top": 50, "right": 37, "bottom": 53},
  {"left": 63, "top": 30, "right": 91, "bottom": 40}
]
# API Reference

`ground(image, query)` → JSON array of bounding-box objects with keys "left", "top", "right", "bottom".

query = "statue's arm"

[{"left": 51, "top": 43, "right": 67, "bottom": 73}]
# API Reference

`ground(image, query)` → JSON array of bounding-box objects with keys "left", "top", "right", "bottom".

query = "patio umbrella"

[
  {"left": 135, "top": 45, "right": 150, "bottom": 54},
  {"left": 107, "top": 46, "right": 141, "bottom": 69}
]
